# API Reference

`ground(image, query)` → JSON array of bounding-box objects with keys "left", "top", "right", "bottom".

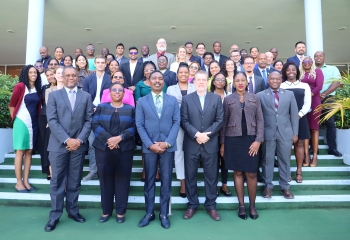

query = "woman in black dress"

[{"left": 220, "top": 72, "right": 264, "bottom": 220}]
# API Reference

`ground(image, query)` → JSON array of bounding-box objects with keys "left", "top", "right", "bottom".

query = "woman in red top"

[{"left": 9, "top": 65, "right": 42, "bottom": 193}]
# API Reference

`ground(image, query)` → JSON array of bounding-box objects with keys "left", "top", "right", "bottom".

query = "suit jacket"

[
  {"left": 120, "top": 61, "right": 144, "bottom": 86},
  {"left": 92, "top": 103, "right": 136, "bottom": 151},
  {"left": 181, "top": 92, "right": 223, "bottom": 154},
  {"left": 166, "top": 83, "right": 196, "bottom": 107},
  {"left": 257, "top": 88, "right": 299, "bottom": 141},
  {"left": 189, "top": 55, "right": 201, "bottom": 65},
  {"left": 253, "top": 67, "right": 276, "bottom": 87},
  {"left": 46, "top": 88, "right": 93, "bottom": 153},
  {"left": 136, "top": 93, "right": 180, "bottom": 153},
  {"left": 286, "top": 55, "right": 301, "bottom": 67},
  {"left": 217, "top": 54, "right": 228, "bottom": 67},
  {"left": 117, "top": 56, "right": 129, "bottom": 66},
  {"left": 235, "top": 75, "right": 265, "bottom": 94},
  {"left": 149, "top": 52, "right": 175, "bottom": 69},
  {"left": 163, "top": 69, "right": 177, "bottom": 87},
  {"left": 82, "top": 72, "right": 112, "bottom": 108}
]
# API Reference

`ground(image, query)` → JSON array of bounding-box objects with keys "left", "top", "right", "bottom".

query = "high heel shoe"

[
  {"left": 238, "top": 206, "right": 247, "bottom": 220},
  {"left": 220, "top": 187, "right": 232, "bottom": 197},
  {"left": 303, "top": 154, "right": 311, "bottom": 167},
  {"left": 310, "top": 156, "right": 318, "bottom": 167},
  {"left": 249, "top": 208, "right": 259, "bottom": 220}
]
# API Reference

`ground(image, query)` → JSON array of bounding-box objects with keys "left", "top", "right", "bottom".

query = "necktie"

[
  {"left": 155, "top": 94, "right": 162, "bottom": 117},
  {"left": 69, "top": 90, "right": 76, "bottom": 110},
  {"left": 249, "top": 76, "right": 253, "bottom": 93},
  {"left": 273, "top": 90, "right": 279, "bottom": 111},
  {"left": 262, "top": 70, "right": 267, "bottom": 87}
]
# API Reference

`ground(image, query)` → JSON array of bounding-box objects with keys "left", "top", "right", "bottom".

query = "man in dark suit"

[
  {"left": 286, "top": 41, "right": 306, "bottom": 67},
  {"left": 213, "top": 41, "right": 228, "bottom": 67},
  {"left": 243, "top": 56, "right": 265, "bottom": 94},
  {"left": 181, "top": 70, "right": 223, "bottom": 221},
  {"left": 185, "top": 41, "right": 201, "bottom": 65},
  {"left": 158, "top": 55, "right": 177, "bottom": 87},
  {"left": 257, "top": 71, "right": 299, "bottom": 199},
  {"left": 120, "top": 46, "right": 144, "bottom": 91},
  {"left": 201, "top": 52, "right": 214, "bottom": 73},
  {"left": 136, "top": 70, "right": 180, "bottom": 229},
  {"left": 195, "top": 43, "right": 206, "bottom": 67},
  {"left": 253, "top": 53, "right": 276, "bottom": 88},
  {"left": 45, "top": 67, "right": 93, "bottom": 232},
  {"left": 82, "top": 56, "right": 112, "bottom": 182},
  {"left": 115, "top": 43, "right": 129, "bottom": 66},
  {"left": 38, "top": 46, "right": 52, "bottom": 70}
]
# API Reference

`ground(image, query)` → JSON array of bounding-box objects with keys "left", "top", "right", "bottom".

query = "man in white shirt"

[
  {"left": 120, "top": 46, "right": 144, "bottom": 91},
  {"left": 212, "top": 41, "right": 228, "bottom": 67}
]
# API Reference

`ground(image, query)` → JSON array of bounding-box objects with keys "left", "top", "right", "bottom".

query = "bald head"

[
  {"left": 257, "top": 53, "right": 267, "bottom": 69},
  {"left": 156, "top": 38, "right": 167, "bottom": 52},
  {"left": 39, "top": 46, "right": 49, "bottom": 59},
  {"left": 314, "top": 51, "right": 325, "bottom": 68},
  {"left": 265, "top": 52, "right": 274, "bottom": 65},
  {"left": 230, "top": 44, "right": 239, "bottom": 53},
  {"left": 268, "top": 71, "right": 282, "bottom": 90}
]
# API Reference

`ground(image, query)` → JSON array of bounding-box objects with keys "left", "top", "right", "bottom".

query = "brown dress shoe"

[
  {"left": 183, "top": 209, "right": 196, "bottom": 219},
  {"left": 262, "top": 188, "right": 273, "bottom": 198},
  {"left": 207, "top": 210, "right": 221, "bottom": 221},
  {"left": 280, "top": 189, "right": 294, "bottom": 199}
]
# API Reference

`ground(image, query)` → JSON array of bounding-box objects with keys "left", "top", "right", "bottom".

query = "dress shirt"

[
  {"left": 236, "top": 63, "right": 243, "bottom": 72},
  {"left": 93, "top": 73, "right": 104, "bottom": 107},
  {"left": 160, "top": 69, "right": 166, "bottom": 74},
  {"left": 63, "top": 86, "right": 80, "bottom": 143},
  {"left": 320, "top": 64, "right": 341, "bottom": 96},
  {"left": 130, "top": 61, "right": 137, "bottom": 77},
  {"left": 197, "top": 92, "right": 206, "bottom": 110},
  {"left": 269, "top": 88, "right": 279, "bottom": 106},
  {"left": 151, "top": 91, "right": 163, "bottom": 117},
  {"left": 141, "top": 55, "right": 150, "bottom": 62},
  {"left": 214, "top": 54, "right": 220, "bottom": 62}
]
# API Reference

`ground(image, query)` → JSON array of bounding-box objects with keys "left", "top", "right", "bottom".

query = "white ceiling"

[{"left": 1, "top": 0, "right": 350, "bottom": 65}]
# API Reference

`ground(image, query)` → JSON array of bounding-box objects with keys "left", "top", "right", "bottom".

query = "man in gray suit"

[
  {"left": 181, "top": 70, "right": 223, "bottom": 221},
  {"left": 149, "top": 38, "right": 175, "bottom": 69},
  {"left": 136, "top": 70, "right": 180, "bottom": 229},
  {"left": 257, "top": 71, "right": 298, "bottom": 199},
  {"left": 44, "top": 67, "right": 93, "bottom": 232}
]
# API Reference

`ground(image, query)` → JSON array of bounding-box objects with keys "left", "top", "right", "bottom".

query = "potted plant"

[
  {"left": 316, "top": 71, "right": 350, "bottom": 165},
  {"left": 0, "top": 73, "right": 18, "bottom": 163}
]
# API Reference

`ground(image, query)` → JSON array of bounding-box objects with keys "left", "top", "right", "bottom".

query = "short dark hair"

[
  {"left": 249, "top": 47, "right": 259, "bottom": 53},
  {"left": 281, "top": 62, "right": 300, "bottom": 80},
  {"left": 203, "top": 52, "right": 214, "bottom": 59},
  {"left": 213, "top": 41, "right": 221, "bottom": 47},
  {"left": 109, "top": 82, "right": 124, "bottom": 91},
  {"left": 196, "top": 43, "right": 205, "bottom": 49},
  {"left": 273, "top": 60, "right": 283, "bottom": 68},
  {"left": 116, "top": 43, "right": 124, "bottom": 48},
  {"left": 295, "top": 41, "right": 306, "bottom": 48},
  {"left": 243, "top": 56, "right": 254, "bottom": 63},
  {"left": 185, "top": 42, "right": 193, "bottom": 47},
  {"left": 87, "top": 43, "right": 94, "bottom": 47},
  {"left": 158, "top": 54, "right": 168, "bottom": 61},
  {"left": 210, "top": 72, "right": 227, "bottom": 93},
  {"left": 149, "top": 70, "right": 164, "bottom": 79},
  {"left": 177, "top": 62, "right": 189, "bottom": 74},
  {"left": 129, "top": 46, "right": 138, "bottom": 52}
]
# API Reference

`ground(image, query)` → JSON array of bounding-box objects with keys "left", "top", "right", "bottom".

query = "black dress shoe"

[
  {"left": 159, "top": 214, "right": 170, "bottom": 229},
  {"left": 116, "top": 216, "right": 125, "bottom": 223},
  {"left": 179, "top": 192, "right": 187, "bottom": 198},
  {"left": 238, "top": 206, "right": 247, "bottom": 220},
  {"left": 44, "top": 219, "right": 59, "bottom": 232},
  {"left": 328, "top": 149, "right": 342, "bottom": 157},
  {"left": 249, "top": 208, "right": 259, "bottom": 220},
  {"left": 68, "top": 213, "right": 86, "bottom": 223},
  {"left": 138, "top": 213, "right": 155, "bottom": 227},
  {"left": 220, "top": 187, "right": 232, "bottom": 197},
  {"left": 99, "top": 215, "right": 109, "bottom": 223}
]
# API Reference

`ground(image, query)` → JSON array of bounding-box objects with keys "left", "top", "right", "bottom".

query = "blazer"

[
  {"left": 220, "top": 92, "right": 264, "bottom": 144},
  {"left": 92, "top": 103, "right": 136, "bottom": 152},
  {"left": 149, "top": 52, "right": 175, "bottom": 69},
  {"left": 257, "top": 89, "right": 299, "bottom": 141},
  {"left": 286, "top": 55, "right": 301, "bottom": 67},
  {"left": 163, "top": 69, "right": 177, "bottom": 87},
  {"left": 46, "top": 88, "right": 93, "bottom": 153},
  {"left": 235, "top": 75, "right": 265, "bottom": 94},
  {"left": 136, "top": 93, "right": 180, "bottom": 153},
  {"left": 117, "top": 56, "right": 129, "bottom": 66},
  {"left": 181, "top": 92, "right": 223, "bottom": 154},
  {"left": 253, "top": 67, "right": 276, "bottom": 87},
  {"left": 120, "top": 61, "right": 144, "bottom": 86},
  {"left": 217, "top": 54, "right": 228, "bottom": 67},
  {"left": 166, "top": 83, "right": 196, "bottom": 107},
  {"left": 82, "top": 72, "right": 112, "bottom": 108},
  {"left": 189, "top": 55, "right": 201, "bottom": 65}
]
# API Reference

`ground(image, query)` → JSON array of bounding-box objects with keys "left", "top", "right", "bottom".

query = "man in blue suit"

[
  {"left": 286, "top": 41, "right": 306, "bottom": 67},
  {"left": 136, "top": 70, "right": 180, "bottom": 229},
  {"left": 253, "top": 53, "right": 276, "bottom": 88},
  {"left": 185, "top": 42, "right": 201, "bottom": 65}
]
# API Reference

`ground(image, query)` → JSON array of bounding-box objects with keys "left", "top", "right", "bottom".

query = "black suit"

[
  {"left": 82, "top": 72, "right": 111, "bottom": 108},
  {"left": 163, "top": 69, "right": 177, "bottom": 87},
  {"left": 120, "top": 61, "right": 144, "bottom": 87},
  {"left": 253, "top": 67, "right": 276, "bottom": 88},
  {"left": 181, "top": 92, "right": 223, "bottom": 210},
  {"left": 216, "top": 54, "right": 228, "bottom": 67},
  {"left": 189, "top": 55, "right": 201, "bottom": 65}
]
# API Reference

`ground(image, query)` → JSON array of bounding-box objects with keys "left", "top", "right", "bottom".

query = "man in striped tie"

[{"left": 257, "top": 71, "right": 299, "bottom": 200}]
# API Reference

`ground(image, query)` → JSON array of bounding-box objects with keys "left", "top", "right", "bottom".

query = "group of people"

[{"left": 9, "top": 38, "right": 343, "bottom": 232}]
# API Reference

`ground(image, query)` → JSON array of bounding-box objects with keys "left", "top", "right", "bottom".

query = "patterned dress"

[{"left": 13, "top": 87, "right": 40, "bottom": 150}]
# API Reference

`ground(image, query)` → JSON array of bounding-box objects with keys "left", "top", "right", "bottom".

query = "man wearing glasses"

[
  {"left": 86, "top": 44, "right": 96, "bottom": 71},
  {"left": 230, "top": 50, "right": 244, "bottom": 72},
  {"left": 120, "top": 46, "right": 144, "bottom": 92},
  {"left": 195, "top": 43, "right": 206, "bottom": 67},
  {"left": 149, "top": 38, "right": 175, "bottom": 69},
  {"left": 243, "top": 56, "right": 265, "bottom": 94},
  {"left": 101, "top": 47, "right": 109, "bottom": 57},
  {"left": 185, "top": 42, "right": 201, "bottom": 65},
  {"left": 157, "top": 55, "right": 177, "bottom": 87}
]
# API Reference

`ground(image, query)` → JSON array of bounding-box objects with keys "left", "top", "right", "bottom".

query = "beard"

[{"left": 157, "top": 47, "right": 166, "bottom": 52}]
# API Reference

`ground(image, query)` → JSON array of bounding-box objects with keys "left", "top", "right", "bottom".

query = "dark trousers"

[
  {"left": 49, "top": 151, "right": 85, "bottom": 221},
  {"left": 185, "top": 146, "right": 218, "bottom": 210},
  {"left": 322, "top": 96, "right": 337, "bottom": 150},
  {"left": 38, "top": 115, "right": 49, "bottom": 174},
  {"left": 144, "top": 151, "right": 174, "bottom": 216},
  {"left": 219, "top": 154, "right": 228, "bottom": 184},
  {"left": 95, "top": 148, "right": 133, "bottom": 215}
]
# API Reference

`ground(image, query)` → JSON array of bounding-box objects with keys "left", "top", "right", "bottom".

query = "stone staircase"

[{"left": 0, "top": 136, "right": 349, "bottom": 211}]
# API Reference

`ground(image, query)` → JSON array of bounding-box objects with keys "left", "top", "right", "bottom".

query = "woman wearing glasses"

[
  {"left": 92, "top": 82, "right": 136, "bottom": 223},
  {"left": 101, "top": 71, "right": 135, "bottom": 106},
  {"left": 34, "top": 61, "right": 49, "bottom": 86},
  {"left": 300, "top": 57, "right": 324, "bottom": 167},
  {"left": 47, "top": 58, "right": 59, "bottom": 69},
  {"left": 188, "top": 62, "right": 200, "bottom": 83}
]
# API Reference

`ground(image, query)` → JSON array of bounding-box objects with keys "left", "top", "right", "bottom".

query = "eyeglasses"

[
  {"left": 197, "top": 47, "right": 205, "bottom": 50},
  {"left": 65, "top": 74, "right": 77, "bottom": 78},
  {"left": 35, "top": 65, "right": 43, "bottom": 68},
  {"left": 214, "top": 78, "right": 226, "bottom": 83},
  {"left": 87, "top": 47, "right": 95, "bottom": 51},
  {"left": 101, "top": 50, "right": 108, "bottom": 53},
  {"left": 111, "top": 88, "right": 124, "bottom": 93},
  {"left": 129, "top": 52, "right": 138, "bottom": 55},
  {"left": 49, "top": 63, "right": 58, "bottom": 66},
  {"left": 244, "top": 62, "right": 254, "bottom": 65},
  {"left": 158, "top": 60, "right": 166, "bottom": 63},
  {"left": 302, "top": 59, "right": 313, "bottom": 64},
  {"left": 107, "top": 58, "right": 113, "bottom": 61},
  {"left": 189, "top": 66, "right": 198, "bottom": 70},
  {"left": 144, "top": 69, "right": 155, "bottom": 73},
  {"left": 231, "top": 55, "right": 240, "bottom": 58},
  {"left": 113, "top": 76, "right": 124, "bottom": 79}
]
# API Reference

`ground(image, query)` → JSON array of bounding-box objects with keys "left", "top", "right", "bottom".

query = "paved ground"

[{"left": 0, "top": 206, "right": 349, "bottom": 240}]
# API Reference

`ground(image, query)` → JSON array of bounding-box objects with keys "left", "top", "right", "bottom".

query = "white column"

[
  {"left": 25, "top": 0, "right": 45, "bottom": 65},
  {"left": 304, "top": 0, "right": 323, "bottom": 57}
]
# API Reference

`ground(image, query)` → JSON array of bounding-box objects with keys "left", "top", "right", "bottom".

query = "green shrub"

[
  {"left": 334, "top": 82, "right": 350, "bottom": 129},
  {"left": 0, "top": 74, "right": 18, "bottom": 128},
  {"left": 0, "top": 73, "right": 18, "bottom": 91}
]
